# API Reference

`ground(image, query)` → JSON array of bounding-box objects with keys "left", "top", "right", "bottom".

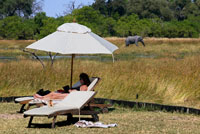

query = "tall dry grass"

[
  {"left": 0, "top": 40, "right": 34, "bottom": 49},
  {"left": 0, "top": 38, "right": 200, "bottom": 108}
]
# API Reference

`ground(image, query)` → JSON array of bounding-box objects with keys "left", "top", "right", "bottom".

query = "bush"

[{"left": 0, "top": 7, "right": 200, "bottom": 39}]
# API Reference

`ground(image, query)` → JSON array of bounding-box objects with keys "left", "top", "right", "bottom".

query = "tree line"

[{"left": 0, "top": 0, "right": 200, "bottom": 40}]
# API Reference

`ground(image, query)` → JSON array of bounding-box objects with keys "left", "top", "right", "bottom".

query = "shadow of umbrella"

[{"left": 25, "top": 23, "right": 118, "bottom": 87}]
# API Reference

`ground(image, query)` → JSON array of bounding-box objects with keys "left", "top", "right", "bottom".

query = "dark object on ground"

[
  {"left": 36, "top": 89, "right": 51, "bottom": 96},
  {"left": 62, "top": 85, "right": 70, "bottom": 93}
]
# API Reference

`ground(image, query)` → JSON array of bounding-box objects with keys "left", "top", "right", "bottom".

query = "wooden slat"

[
  {"left": 89, "top": 103, "right": 112, "bottom": 109},
  {"left": 71, "top": 110, "right": 99, "bottom": 115},
  {"left": 19, "top": 100, "right": 32, "bottom": 105}
]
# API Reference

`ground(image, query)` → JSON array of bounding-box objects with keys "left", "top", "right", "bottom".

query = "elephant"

[{"left": 125, "top": 36, "right": 145, "bottom": 47}]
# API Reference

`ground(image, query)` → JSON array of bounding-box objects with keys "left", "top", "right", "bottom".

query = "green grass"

[
  {"left": 0, "top": 103, "right": 200, "bottom": 134},
  {"left": 1, "top": 39, "right": 200, "bottom": 109}
]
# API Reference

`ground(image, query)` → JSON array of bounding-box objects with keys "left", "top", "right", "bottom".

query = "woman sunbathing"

[{"left": 33, "top": 73, "right": 91, "bottom": 100}]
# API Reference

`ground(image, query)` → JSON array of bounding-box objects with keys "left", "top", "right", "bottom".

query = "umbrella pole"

[{"left": 70, "top": 54, "right": 75, "bottom": 88}]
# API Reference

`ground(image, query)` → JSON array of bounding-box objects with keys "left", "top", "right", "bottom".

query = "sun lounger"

[
  {"left": 24, "top": 91, "right": 99, "bottom": 128},
  {"left": 15, "top": 77, "right": 100, "bottom": 113},
  {"left": 14, "top": 97, "right": 34, "bottom": 113}
]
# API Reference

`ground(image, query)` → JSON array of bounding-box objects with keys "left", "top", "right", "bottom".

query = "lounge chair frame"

[
  {"left": 24, "top": 92, "right": 99, "bottom": 128},
  {"left": 16, "top": 77, "right": 111, "bottom": 113},
  {"left": 15, "top": 77, "right": 100, "bottom": 112}
]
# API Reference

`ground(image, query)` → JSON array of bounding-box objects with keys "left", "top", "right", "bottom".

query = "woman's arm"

[
  {"left": 68, "top": 89, "right": 78, "bottom": 93},
  {"left": 80, "top": 85, "right": 88, "bottom": 91},
  {"left": 69, "top": 85, "right": 88, "bottom": 92}
]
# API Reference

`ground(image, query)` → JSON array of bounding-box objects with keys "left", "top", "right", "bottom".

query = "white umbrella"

[{"left": 26, "top": 23, "right": 118, "bottom": 87}]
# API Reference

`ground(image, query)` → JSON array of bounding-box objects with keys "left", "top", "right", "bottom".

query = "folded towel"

[
  {"left": 29, "top": 98, "right": 61, "bottom": 107},
  {"left": 29, "top": 98, "right": 48, "bottom": 105},
  {"left": 75, "top": 120, "right": 117, "bottom": 128}
]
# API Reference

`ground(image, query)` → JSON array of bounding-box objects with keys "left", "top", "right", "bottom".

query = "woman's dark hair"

[{"left": 79, "top": 73, "right": 91, "bottom": 86}]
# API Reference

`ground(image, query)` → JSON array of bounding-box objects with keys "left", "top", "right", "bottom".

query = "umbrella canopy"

[
  {"left": 27, "top": 23, "right": 118, "bottom": 54},
  {"left": 26, "top": 23, "right": 118, "bottom": 87}
]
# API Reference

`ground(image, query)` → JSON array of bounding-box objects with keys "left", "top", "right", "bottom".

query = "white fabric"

[
  {"left": 29, "top": 98, "right": 49, "bottom": 105},
  {"left": 24, "top": 105, "right": 77, "bottom": 116},
  {"left": 26, "top": 32, "right": 118, "bottom": 54},
  {"left": 87, "top": 78, "right": 98, "bottom": 91},
  {"left": 57, "top": 23, "right": 91, "bottom": 33},
  {"left": 15, "top": 97, "right": 34, "bottom": 102},
  {"left": 56, "top": 91, "right": 95, "bottom": 108},
  {"left": 26, "top": 23, "right": 118, "bottom": 54},
  {"left": 24, "top": 91, "right": 95, "bottom": 116},
  {"left": 75, "top": 120, "right": 117, "bottom": 128}
]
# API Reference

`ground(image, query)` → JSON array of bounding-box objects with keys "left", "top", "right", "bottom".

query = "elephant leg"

[
  {"left": 140, "top": 40, "right": 145, "bottom": 47},
  {"left": 135, "top": 41, "right": 139, "bottom": 46},
  {"left": 134, "top": 37, "right": 139, "bottom": 47},
  {"left": 125, "top": 40, "right": 129, "bottom": 47}
]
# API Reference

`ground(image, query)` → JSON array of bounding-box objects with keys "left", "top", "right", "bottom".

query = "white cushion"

[
  {"left": 24, "top": 91, "right": 96, "bottom": 116},
  {"left": 87, "top": 78, "right": 98, "bottom": 91},
  {"left": 15, "top": 97, "right": 34, "bottom": 102},
  {"left": 56, "top": 91, "right": 95, "bottom": 108}
]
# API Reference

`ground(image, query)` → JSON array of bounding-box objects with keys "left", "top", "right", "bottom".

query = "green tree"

[
  {"left": 162, "top": 20, "right": 199, "bottom": 38},
  {"left": 38, "top": 17, "right": 63, "bottom": 39},
  {"left": 0, "top": 16, "right": 23, "bottom": 39},
  {"left": 0, "top": 16, "right": 36, "bottom": 39},
  {"left": 148, "top": 19, "right": 163, "bottom": 37},
  {"left": 183, "top": 1, "right": 200, "bottom": 17},
  {"left": 0, "top": 0, "right": 42, "bottom": 19},
  {"left": 72, "top": 6, "right": 106, "bottom": 36},
  {"left": 169, "top": 0, "right": 192, "bottom": 20},
  {"left": 103, "top": 17, "right": 116, "bottom": 36},
  {"left": 19, "top": 19, "right": 36, "bottom": 39},
  {"left": 92, "top": 0, "right": 107, "bottom": 15},
  {"left": 187, "top": 15, "right": 200, "bottom": 33},
  {"left": 92, "top": 0, "right": 127, "bottom": 19},
  {"left": 127, "top": 0, "right": 173, "bottom": 21},
  {"left": 63, "top": 14, "right": 74, "bottom": 23},
  {"left": 33, "top": 12, "right": 48, "bottom": 38},
  {"left": 114, "top": 14, "right": 139, "bottom": 37}
]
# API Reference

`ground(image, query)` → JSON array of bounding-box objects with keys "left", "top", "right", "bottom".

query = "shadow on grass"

[
  {"left": 107, "top": 107, "right": 115, "bottom": 112},
  {"left": 28, "top": 117, "right": 95, "bottom": 128}
]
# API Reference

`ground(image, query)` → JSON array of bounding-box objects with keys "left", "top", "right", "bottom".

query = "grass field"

[
  {"left": 0, "top": 103, "right": 200, "bottom": 134},
  {"left": 0, "top": 38, "right": 200, "bottom": 109}
]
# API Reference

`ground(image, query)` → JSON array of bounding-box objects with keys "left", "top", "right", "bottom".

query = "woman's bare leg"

[
  {"left": 43, "top": 92, "right": 68, "bottom": 100},
  {"left": 34, "top": 92, "right": 68, "bottom": 100},
  {"left": 33, "top": 94, "right": 44, "bottom": 99}
]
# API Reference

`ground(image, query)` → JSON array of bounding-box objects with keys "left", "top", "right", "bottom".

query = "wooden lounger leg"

[
  {"left": 51, "top": 116, "right": 57, "bottom": 128},
  {"left": 26, "top": 104, "right": 31, "bottom": 111},
  {"left": 28, "top": 116, "right": 33, "bottom": 128},
  {"left": 19, "top": 104, "right": 26, "bottom": 113},
  {"left": 67, "top": 114, "right": 73, "bottom": 124}
]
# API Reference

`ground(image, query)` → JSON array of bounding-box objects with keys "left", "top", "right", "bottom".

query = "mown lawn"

[{"left": 0, "top": 103, "right": 200, "bottom": 134}]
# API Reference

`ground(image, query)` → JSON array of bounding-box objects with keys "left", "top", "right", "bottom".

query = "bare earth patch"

[{"left": 0, "top": 113, "right": 23, "bottom": 119}]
